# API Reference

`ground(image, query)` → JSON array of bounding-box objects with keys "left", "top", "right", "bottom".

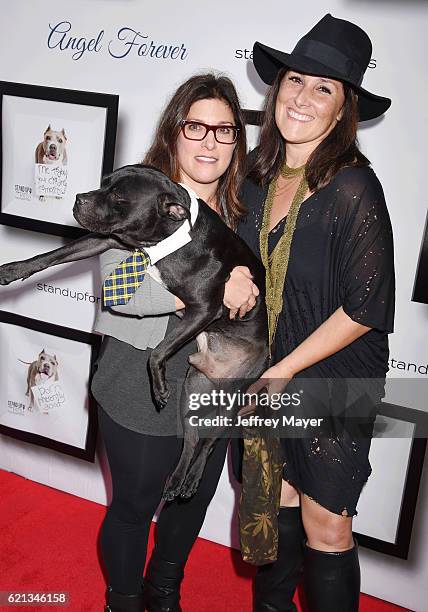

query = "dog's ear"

[
  {"left": 44, "top": 125, "right": 51, "bottom": 134},
  {"left": 166, "top": 204, "right": 189, "bottom": 221},
  {"left": 157, "top": 193, "right": 190, "bottom": 222},
  {"left": 61, "top": 128, "right": 67, "bottom": 141},
  {"left": 53, "top": 355, "right": 58, "bottom": 364},
  {"left": 39, "top": 349, "right": 45, "bottom": 356}
]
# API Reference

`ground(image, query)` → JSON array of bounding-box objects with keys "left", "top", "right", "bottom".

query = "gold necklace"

[
  {"left": 259, "top": 163, "right": 308, "bottom": 352},
  {"left": 279, "top": 162, "right": 306, "bottom": 179}
]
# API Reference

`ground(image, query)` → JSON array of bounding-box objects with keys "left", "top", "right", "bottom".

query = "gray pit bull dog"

[
  {"left": 20, "top": 349, "right": 59, "bottom": 411},
  {"left": 0, "top": 164, "right": 268, "bottom": 499}
]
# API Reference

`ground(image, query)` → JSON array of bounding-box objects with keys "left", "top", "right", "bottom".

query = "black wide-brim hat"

[{"left": 253, "top": 13, "right": 391, "bottom": 121}]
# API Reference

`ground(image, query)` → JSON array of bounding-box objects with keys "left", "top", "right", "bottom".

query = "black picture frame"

[
  {"left": 412, "top": 208, "right": 428, "bottom": 304},
  {"left": 353, "top": 401, "right": 427, "bottom": 559},
  {"left": 0, "top": 81, "right": 118, "bottom": 239},
  {"left": 243, "top": 109, "right": 264, "bottom": 156},
  {"left": 243, "top": 109, "right": 264, "bottom": 127},
  {"left": 0, "top": 310, "right": 101, "bottom": 462}
]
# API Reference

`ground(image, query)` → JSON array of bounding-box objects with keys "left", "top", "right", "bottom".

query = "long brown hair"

[
  {"left": 144, "top": 73, "right": 247, "bottom": 229},
  {"left": 249, "top": 68, "right": 369, "bottom": 191}
]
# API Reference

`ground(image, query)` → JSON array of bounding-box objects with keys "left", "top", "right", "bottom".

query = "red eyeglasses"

[{"left": 180, "top": 120, "right": 239, "bottom": 144}]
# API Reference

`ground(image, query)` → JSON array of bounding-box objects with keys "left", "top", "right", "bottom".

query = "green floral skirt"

[{"left": 238, "top": 430, "right": 283, "bottom": 565}]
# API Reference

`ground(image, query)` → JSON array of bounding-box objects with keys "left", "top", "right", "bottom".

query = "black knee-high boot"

[
  {"left": 303, "top": 540, "right": 360, "bottom": 612},
  {"left": 144, "top": 549, "right": 185, "bottom": 612},
  {"left": 105, "top": 585, "right": 145, "bottom": 612},
  {"left": 253, "top": 506, "right": 305, "bottom": 612}
]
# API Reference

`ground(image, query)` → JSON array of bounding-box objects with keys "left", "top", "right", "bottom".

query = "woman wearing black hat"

[{"left": 238, "top": 14, "right": 395, "bottom": 612}]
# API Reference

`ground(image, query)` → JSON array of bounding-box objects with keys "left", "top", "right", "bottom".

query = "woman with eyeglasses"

[{"left": 91, "top": 73, "right": 257, "bottom": 612}]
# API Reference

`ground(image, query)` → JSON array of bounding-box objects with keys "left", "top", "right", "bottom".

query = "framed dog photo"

[
  {"left": 0, "top": 310, "right": 101, "bottom": 461},
  {"left": 353, "top": 402, "right": 427, "bottom": 559},
  {"left": 0, "top": 81, "right": 118, "bottom": 239}
]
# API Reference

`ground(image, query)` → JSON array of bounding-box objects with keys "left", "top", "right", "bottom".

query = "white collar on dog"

[{"left": 143, "top": 183, "right": 199, "bottom": 265}]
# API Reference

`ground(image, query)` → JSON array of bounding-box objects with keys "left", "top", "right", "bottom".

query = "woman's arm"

[
  {"left": 242, "top": 307, "right": 371, "bottom": 405},
  {"left": 273, "top": 306, "right": 370, "bottom": 379}
]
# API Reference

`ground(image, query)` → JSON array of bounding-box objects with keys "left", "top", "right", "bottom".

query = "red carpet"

[{"left": 0, "top": 469, "right": 409, "bottom": 611}]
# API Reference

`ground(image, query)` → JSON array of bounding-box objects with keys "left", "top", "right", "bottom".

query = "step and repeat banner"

[{"left": 0, "top": 1, "right": 427, "bottom": 610}]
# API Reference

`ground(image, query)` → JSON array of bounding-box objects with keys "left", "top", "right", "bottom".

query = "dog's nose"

[
  {"left": 75, "top": 192, "right": 90, "bottom": 206},
  {"left": 74, "top": 193, "right": 93, "bottom": 214}
]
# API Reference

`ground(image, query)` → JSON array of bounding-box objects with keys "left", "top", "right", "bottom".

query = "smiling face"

[
  {"left": 275, "top": 70, "right": 345, "bottom": 156},
  {"left": 176, "top": 98, "right": 237, "bottom": 196}
]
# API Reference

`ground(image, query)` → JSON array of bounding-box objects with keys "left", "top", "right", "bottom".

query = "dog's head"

[
  {"left": 42, "top": 125, "right": 67, "bottom": 161},
  {"left": 73, "top": 165, "right": 192, "bottom": 248},
  {"left": 36, "top": 350, "right": 58, "bottom": 378}
]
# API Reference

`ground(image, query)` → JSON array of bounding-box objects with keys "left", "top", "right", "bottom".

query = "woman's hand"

[
  {"left": 174, "top": 266, "right": 259, "bottom": 317},
  {"left": 223, "top": 266, "right": 260, "bottom": 319},
  {"left": 238, "top": 361, "right": 295, "bottom": 416}
]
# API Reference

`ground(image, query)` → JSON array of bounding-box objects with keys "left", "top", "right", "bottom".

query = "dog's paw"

[
  {"left": 179, "top": 459, "right": 206, "bottom": 499},
  {"left": 149, "top": 359, "right": 170, "bottom": 409},
  {"left": 152, "top": 385, "right": 170, "bottom": 410},
  {"left": 0, "top": 263, "right": 25, "bottom": 285},
  {"left": 153, "top": 380, "right": 171, "bottom": 410},
  {"left": 162, "top": 474, "right": 185, "bottom": 501},
  {"left": 180, "top": 471, "right": 203, "bottom": 499}
]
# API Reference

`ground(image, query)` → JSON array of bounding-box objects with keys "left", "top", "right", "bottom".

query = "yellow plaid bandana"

[{"left": 103, "top": 250, "right": 150, "bottom": 307}]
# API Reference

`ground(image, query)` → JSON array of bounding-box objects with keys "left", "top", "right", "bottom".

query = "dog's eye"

[
  {"left": 58, "top": 138, "right": 63, "bottom": 143},
  {"left": 46, "top": 136, "right": 51, "bottom": 140},
  {"left": 110, "top": 192, "right": 127, "bottom": 204}
]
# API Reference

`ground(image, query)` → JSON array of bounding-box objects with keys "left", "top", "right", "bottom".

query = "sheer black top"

[{"left": 238, "top": 165, "right": 395, "bottom": 378}]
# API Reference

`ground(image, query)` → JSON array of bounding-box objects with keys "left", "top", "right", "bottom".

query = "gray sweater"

[
  {"left": 93, "top": 249, "right": 176, "bottom": 347},
  {"left": 91, "top": 248, "right": 193, "bottom": 436}
]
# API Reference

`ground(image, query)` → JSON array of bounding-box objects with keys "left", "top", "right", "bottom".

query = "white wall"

[{"left": 1, "top": 2, "right": 427, "bottom": 609}]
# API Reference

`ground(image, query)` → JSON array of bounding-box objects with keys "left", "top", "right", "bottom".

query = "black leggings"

[{"left": 98, "top": 406, "right": 229, "bottom": 594}]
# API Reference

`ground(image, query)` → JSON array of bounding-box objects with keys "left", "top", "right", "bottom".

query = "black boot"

[
  {"left": 253, "top": 506, "right": 305, "bottom": 612},
  {"left": 105, "top": 585, "right": 145, "bottom": 612},
  {"left": 303, "top": 540, "right": 360, "bottom": 612},
  {"left": 144, "top": 549, "right": 185, "bottom": 612}
]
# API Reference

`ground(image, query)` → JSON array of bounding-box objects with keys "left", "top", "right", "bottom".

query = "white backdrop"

[{"left": 1, "top": 1, "right": 428, "bottom": 610}]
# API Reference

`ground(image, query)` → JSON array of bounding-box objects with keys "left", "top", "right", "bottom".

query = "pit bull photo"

[
  {"left": 35, "top": 125, "right": 68, "bottom": 166},
  {"left": 19, "top": 349, "right": 59, "bottom": 411},
  {"left": 34, "top": 125, "right": 68, "bottom": 201},
  {"left": 0, "top": 165, "right": 268, "bottom": 499}
]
